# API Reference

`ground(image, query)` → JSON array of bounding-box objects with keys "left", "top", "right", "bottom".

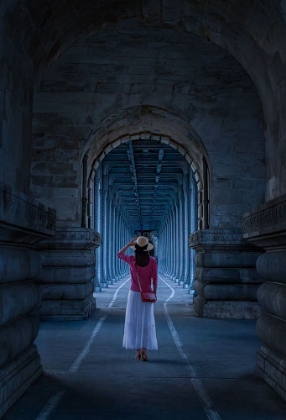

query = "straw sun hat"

[{"left": 131, "top": 236, "right": 154, "bottom": 251}]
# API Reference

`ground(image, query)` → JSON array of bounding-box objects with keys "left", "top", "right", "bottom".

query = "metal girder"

[{"left": 99, "top": 140, "right": 189, "bottom": 231}]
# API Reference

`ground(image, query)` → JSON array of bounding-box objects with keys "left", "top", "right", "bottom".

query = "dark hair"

[{"left": 135, "top": 244, "right": 150, "bottom": 267}]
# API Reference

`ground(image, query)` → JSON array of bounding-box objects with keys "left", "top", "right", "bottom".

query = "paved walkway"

[{"left": 3, "top": 276, "right": 286, "bottom": 420}]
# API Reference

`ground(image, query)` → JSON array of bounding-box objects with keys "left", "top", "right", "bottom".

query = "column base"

[
  {"left": 194, "top": 295, "right": 261, "bottom": 319},
  {"left": 100, "top": 282, "right": 108, "bottom": 288},
  {"left": 257, "top": 345, "right": 286, "bottom": 403},
  {"left": 40, "top": 294, "right": 96, "bottom": 321},
  {"left": 0, "top": 344, "right": 42, "bottom": 418}
]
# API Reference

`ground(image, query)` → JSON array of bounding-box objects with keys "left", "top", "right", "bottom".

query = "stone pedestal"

[
  {"left": 36, "top": 227, "right": 101, "bottom": 321},
  {"left": 243, "top": 193, "right": 286, "bottom": 402},
  {"left": 0, "top": 183, "right": 56, "bottom": 418},
  {"left": 190, "top": 229, "right": 264, "bottom": 319}
]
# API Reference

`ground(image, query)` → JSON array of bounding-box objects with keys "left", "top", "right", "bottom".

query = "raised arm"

[{"left": 118, "top": 237, "right": 137, "bottom": 255}]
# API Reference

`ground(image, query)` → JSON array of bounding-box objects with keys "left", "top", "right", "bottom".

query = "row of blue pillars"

[{"left": 94, "top": 162, "right": 197, "bottom": 291}]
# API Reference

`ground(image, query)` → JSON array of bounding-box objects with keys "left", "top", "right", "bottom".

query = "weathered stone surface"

[
  {"left": 190, "top": 229, "right": 263, "bottom": 319},
  {"left": 257, "top": 282, "right": 286, "bottom": 320},
  {"left": 257, "top": 314, "right": 286, "bottom": 360},
  {"left": 40, "top": 293, "right": 95, "bottom": 321},
  {"left": 40, "top": 282, "right": 94, "bottom": 300},
  {"left": 257, "top": 345, "right": 286, "bottom": 403},
  {"left": 195, "top": 252, "right": 261, "bottom": 268},
  {"left": 196, "top": 267, "right": 264, "bottom": 284},
  {"left": 194, "top": 295, "right": 260, "bottom": 319},
  {"left": 2, "top": 0, "right": 286, "bottom": 409},
  {"left": 35, "top": 266, "right": 95, "bottom": 284},
  {"left": 256, "top": 251, "right": 286, "bottom": 283},
  {"left": 194, "top": 281, "right": 259, "bottom": 300},
  {"left": 0, "top": 184, "right": 55, "bottom": 417},
  {"left": 0, "top": 247, "right": 41, "bottom": 284},
  {"left": 0, "top": 283, "right": 41, "bottom": 326},
  {"left": 0, "top": 345, "right": 42, "bottom": 419},
  {"left": 31, "top": 26, "right": 265, "bottom": 228},
  {"left": 38, "top": 227, "right": 100, "bottom": 250},
  {"left": 0, "top": 183, "right": 56, "bottom": 242},
  {"left": 40, "top": 251, "right": 95, "bottom": 267},
  {"left": 243, "top": 193, "right": 286, "bottom": 246},
  {"left": 0, "top": 314, "right": 39, "bottom": 368}
]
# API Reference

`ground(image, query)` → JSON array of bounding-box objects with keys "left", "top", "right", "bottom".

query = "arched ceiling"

[
  {"left": 101, "top": 138, "right": 190, "bottom": 232},
  {"left": 6, "top": 0, "right": 286, "bottom": 89},
  {"left": 5, "top": 0, "right": 286, "bottom": 200}
]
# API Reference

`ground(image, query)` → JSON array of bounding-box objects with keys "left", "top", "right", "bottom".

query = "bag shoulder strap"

[{"left": 134, "top": 263, "right": 142, "bottom": 292}]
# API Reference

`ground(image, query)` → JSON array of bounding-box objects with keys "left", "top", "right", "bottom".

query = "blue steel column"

[
  {"left": 183, "top": 172, "right": 191, "bottom": 289},
  {"left": 168, "top": 213, "right": 172, "bottom": 276},
  {"left": 173, "top": 203, "right": 177, "bottom": 282},
  {"left": 169, "top": 210, "right": 174, "bottom": 279},
  {"left": 183, "top": 175, "right": 191, "bottom": 289},
  {"left": 101, "top": 171, "right": 108, "bottom": 288},
  {"left": 169, "top": 213, "right": 175, "bottom": 280},
  {"left": 189, "top": 170, "right": 197, "bottom": 292},
  {"left": 97, "top": 164, "right": 107, "bottom": 288},
  {"left": 111, "top": 202, "right": 117, "bottom": 282},
  {"left": 108, "top": 199, "right": 115, "bottom": 284},
  {"left": 106, "top": 196, "right": 113, "bottom": 285},
  {"left": 94, "top": 167, "right": 102, "bottom": 292},
  {"left": 174, "top": 201, "right": 180, "bottom": 283},
  {"left": 178, "top": 188, "right": 184, "bottom": 285}
]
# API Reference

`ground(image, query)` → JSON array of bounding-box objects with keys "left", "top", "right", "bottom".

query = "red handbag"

[{"left": 135, "top": 265, "right": 157, "bottom": 303}]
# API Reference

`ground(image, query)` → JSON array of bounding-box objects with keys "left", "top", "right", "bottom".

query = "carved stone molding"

[
  {"left": 190, "top": 228, "right": 257, "bottom": 252},
  {"left": 243, "top": 193, "right": 286, "bottom": 248},
  {"left": 37, "top": 227, "right": 101, "bottom": 250},
  {"left": 0, "top": 183, "right": 55, "bottom": 245}
]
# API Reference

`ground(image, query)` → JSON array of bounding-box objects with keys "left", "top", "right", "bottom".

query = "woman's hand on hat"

[{"left": 128, "top": 237, "right": 137, "bottom": 246}]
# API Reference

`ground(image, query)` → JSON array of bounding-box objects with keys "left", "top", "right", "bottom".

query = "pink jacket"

[{"left": 117, "top": 254, "right": 158, "bottom": 293}]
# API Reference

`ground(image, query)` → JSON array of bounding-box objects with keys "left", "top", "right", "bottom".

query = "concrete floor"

[{"left": 3, "top": 276, "right": 286, "bottom": 420}]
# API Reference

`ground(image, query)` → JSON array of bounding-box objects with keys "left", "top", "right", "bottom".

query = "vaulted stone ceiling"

[
  {"left": 3, "top": 0, "right": 286, "bottom": 201},
  {"left": 31, "top": 23, "right": 265, "bottom": 228}
]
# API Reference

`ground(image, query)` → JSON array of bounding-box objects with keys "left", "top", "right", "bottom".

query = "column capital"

[
  {"left": 36, "top": 227, "right": 101, "bottom": 251},
  {"left": 190, "top": 228, "right": 257, "bottom": 252},
  {"left": 243, "top": 193, "right": 286, "bottom": 250},
  {"left": 0, "top": 183, "right": 56, "bottom": 246}
]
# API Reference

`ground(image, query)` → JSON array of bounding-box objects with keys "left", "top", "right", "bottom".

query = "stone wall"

[
  {"left": 31, "top": 27, "right": 266, "bottom": 229},
  {"left": 0, "top": 0, "right": 35, "bottom": 195},
  {"left": 190, "top": 229, "right": 264, "bottom": 319},
  {"left": 243, "top": 193, "right": 286, "bottom": 402},
  {"left": 0, "top": 183, "right": 55, "bottom": 418},
  {"left": 35, "top": 227, "right": 101, "bottom": 321}
]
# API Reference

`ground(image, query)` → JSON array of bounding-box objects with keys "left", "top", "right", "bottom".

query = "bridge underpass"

[
  {"left": 3, "top": 1, "right": 286, "bottom": 416},
  {"left": 4, "top": 137, "right": 281, "bottom": 420},
  {"left": 92, "top": 138, "right": 198, "bottom": 290}
]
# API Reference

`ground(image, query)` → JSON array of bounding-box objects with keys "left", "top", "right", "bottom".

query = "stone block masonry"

[
  {"left": 243, "top": 193, "right": 286, "bottom": 403},
  {"left": 190, "top": 229, "right": 264, "bottom": 319},
  {"left": 0, "top": 183, "right": 55, "bottom": 419},
  {"left": 35, "top": 227, "right": 101, "bottom": 321}
]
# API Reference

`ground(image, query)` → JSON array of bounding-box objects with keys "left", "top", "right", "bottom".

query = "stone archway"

[{"left": 83, "top": 106, "right": 209, "bottom": 233}]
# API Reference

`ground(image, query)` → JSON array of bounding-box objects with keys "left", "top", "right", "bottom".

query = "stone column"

[
  {"left": 190, "top": 228, "right": 264, "bottom": 319},
  {"left": 36, "top": 227, "right": 100, "bottom": 321},
  {"left": 0, "top": 183, "right": 56, "bottom": 418},
  {"left": 243, "top": 194, "right": 286, "bottom": 402}
]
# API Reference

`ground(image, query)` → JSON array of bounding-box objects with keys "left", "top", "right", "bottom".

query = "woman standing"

[{"left": 118, "top": 236, "right": 158, "bottom": 361}]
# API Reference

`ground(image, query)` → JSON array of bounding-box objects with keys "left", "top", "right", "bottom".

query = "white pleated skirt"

[{"left": 123, "top": 290, "right": 158, "bottom": 350}]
